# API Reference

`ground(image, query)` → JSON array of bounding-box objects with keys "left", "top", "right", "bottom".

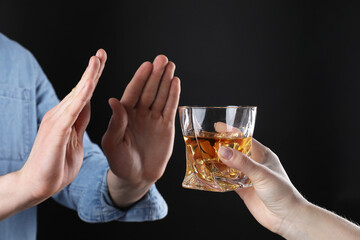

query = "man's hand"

[
  {"left": 19, "top": 49, "right": 107, "bottom": 205},
  {"left": 102, "top": 55, "right": 180, "bottom": 207}
]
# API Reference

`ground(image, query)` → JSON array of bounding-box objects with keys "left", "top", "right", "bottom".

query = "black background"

[{"left": 1, "top": 0, "right": 360, "bottom": 239}]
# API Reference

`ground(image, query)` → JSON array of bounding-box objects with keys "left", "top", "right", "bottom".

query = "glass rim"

[{"left": 179, "top": 105, "right": 257, "bottom": 109}]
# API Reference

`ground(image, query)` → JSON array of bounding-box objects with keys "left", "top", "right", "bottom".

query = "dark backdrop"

[{"left": 1, "top": 0, "right": 360, "bottom": 239}]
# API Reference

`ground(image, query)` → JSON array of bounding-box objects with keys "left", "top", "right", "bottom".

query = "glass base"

[{"left": 182, "top": 173, "right": 252, "bottom": 192}]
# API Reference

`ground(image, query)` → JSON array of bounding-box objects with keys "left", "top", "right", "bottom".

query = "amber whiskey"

[{"left": 182, "top": 132, "right": 252, "bottom": 192}]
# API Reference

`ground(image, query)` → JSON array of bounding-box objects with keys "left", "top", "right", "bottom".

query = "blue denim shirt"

[{"left": 0, "top": 33, "right": 167, "bottom": 240}]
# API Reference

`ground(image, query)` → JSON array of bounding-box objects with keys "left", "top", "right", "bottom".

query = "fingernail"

[{"left": 219, "top": 147, "right": 233, "bottom": 160}]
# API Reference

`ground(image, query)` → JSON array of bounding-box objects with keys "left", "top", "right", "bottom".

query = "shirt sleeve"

[
  {"left": 32, "top": 52, "right": 168, "bottom": 222},
  {"left": 52, "top": 134, "right": 168, "bottom": 222}
]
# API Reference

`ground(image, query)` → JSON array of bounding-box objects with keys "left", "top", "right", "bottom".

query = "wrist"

[
  {"left": 279, "top": 199, "right": 313, "bottom": 240},
  {"left": 16, "top": 168, "right": 48, "bottom": 207},
  {"left": 0, "top": 170, "right": 40, "bottom": 220},
  {"left": 17, "top": 165, "right": 55, "bottom": 205},
  {"left": 106, "top": 169, "right": 153, "bottom": 208}
]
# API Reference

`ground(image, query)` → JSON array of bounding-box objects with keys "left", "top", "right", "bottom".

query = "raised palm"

[
  {"left": 21, "top": 50, "right": 106, "bottom": 201},
  {"left": 102, "top": 55, "right": 180, "bottom": 188}
]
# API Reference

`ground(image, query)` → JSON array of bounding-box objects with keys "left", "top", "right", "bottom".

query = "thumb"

[
  {"left": 218, "top": 146, "right": 266, "bottom": 184},
  {"left": 75, "top": 101, "right": 91, "bottom": 143},
  {"left": 102, "top": 98, "right": 128, "bottom": 146}
]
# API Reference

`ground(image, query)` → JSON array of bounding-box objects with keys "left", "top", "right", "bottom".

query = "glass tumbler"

[{"left": 179, "top": 106, "right": 257, "bottom": 192}]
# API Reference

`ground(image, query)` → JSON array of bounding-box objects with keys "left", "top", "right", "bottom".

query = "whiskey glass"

[{"left": 179, "top": 106, "right": 257, "bottom": 192}]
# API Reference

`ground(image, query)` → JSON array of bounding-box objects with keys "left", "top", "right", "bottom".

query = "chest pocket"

[{"left": 0, "top": 84, "right": 31, "bottom": 162}]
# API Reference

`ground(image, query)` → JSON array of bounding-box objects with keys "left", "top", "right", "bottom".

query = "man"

[{"left": 0, "top": 33, "right": 180, "bottom": 239}]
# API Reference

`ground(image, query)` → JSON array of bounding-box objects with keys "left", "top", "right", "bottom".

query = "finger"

[
  {"left": 60, "top": 56, "right": 101, "bottom": 128},
  {"left": 137, "top": 55, "right": 169, "bottom": 109},
  {"left": 95, "top": 49, "right": 107, "bottom": 85},
  {"left": 214, "top": 122, "right": 242, "bottom": 133},
  {"left": 150, "top": 61, "right": 176, "bottom": 115},
  {"left": 57, "top": 55, "right": 101, "bottom": 114},
  {"left": 251, "top": 139, "right": 290, "bottom": 181},
  {"left": 120, "top": 61, "right": 153, "bottom": 109},
  {"left": 162, "top": 77, "right": 181, "bottom": 123},
  {"left": 76, "top": 49, "right": 106, "bottom": 87},
  {"left": 250, "top": 138, "right": 273, "bottom": 165},
  {"left": 71, "top": 55, "right": 101, "bottom": 99},
  {"left": 218, "top": 146, "right": 267, "bottom": 184},
  {"left": 250, "top": 139, "right": 266, "bottom": 162},
  {"left": 102, "top": 98, "right": 128, "bottom": 146}
]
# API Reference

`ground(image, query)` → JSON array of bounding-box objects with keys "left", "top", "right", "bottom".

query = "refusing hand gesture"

[
  {"left": 20, "top": 50, "right": 106, "bottom": 205},
  {"left": 101, "top": 55, "right": 180, "bottom": 207}
]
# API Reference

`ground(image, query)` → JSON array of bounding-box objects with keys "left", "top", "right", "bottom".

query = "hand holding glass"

[{"left": 179, "top": 106, "right": 257, "bottom": 192}]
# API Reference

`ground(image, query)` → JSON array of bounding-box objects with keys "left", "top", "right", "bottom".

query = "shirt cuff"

[{"left": 97, "top": 169, "right": 168, "bottom": 222}]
